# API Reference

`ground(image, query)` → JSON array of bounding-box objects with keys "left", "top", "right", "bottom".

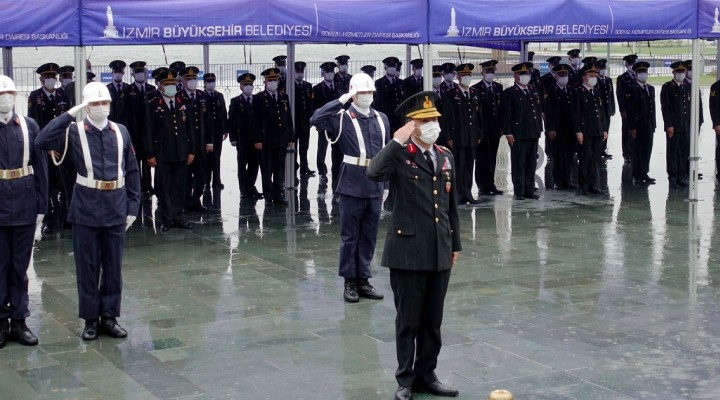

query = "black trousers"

[
  {"left": 454, "top": 146, "right": 475, "bottom": 201},
  {"left": 475, "top": 133, "right": 500, "bottom": 192},
  {"left": 621, "top": 115, "right": 632, "bottom": 159},
  {"left": 390, "top": 268, "right": 451, "bottom": 388},
  {"left": 510, "top": 139, "right": 538, "bottom": 196},
  {"left": 185, "top": 152, "right": 206, "bottom": 207},
  {"left": 716, "top": 135, "right": 720, "bottom": 181},
  {"left": 0, "top": 225, "right": 34, "bottom": 320},
  {"left": 237, "top": 145, "right": 260, "bottom": 196},
  {"left": 632, "top": 130, "right": 654, "bottom": 178},
  {"left": 297, "top": 126, "right": 311, "bottom": 172},
  {"left": 157, "top": 161, "right": 187, "bottom": 225},
  {"left": 205, "top": 137, "right": 223, "bottom": 187},
  {"left": 578, "top": 136, "right": 602, "bottom": 190},
  {"left": 135, "top": 149, "right": 152, "bottom": 192},
  {"left": 666, "top": 132, "right": 689, "bottom": 182},
  {"left": 551, "top": 134, "right": 575, "bottom": 187},
  {"left": 260, "top": 146, "right": 286, "bottom": 201}
]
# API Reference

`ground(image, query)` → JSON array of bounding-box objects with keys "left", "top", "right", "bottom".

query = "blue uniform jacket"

[
  {"left": 310, "top": 99, "right": 391, "bottom": 198},
  {"left": 35, "top": 113, "right": 140, "bottom": 227},
  {"left": 0, "top": 114, "right": 49, "bottom": 226}
]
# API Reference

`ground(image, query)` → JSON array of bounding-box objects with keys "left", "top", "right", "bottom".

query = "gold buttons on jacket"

[
  {"left": 433, "top": 190, "right": 438, "bottom": 195},
  {"left": 397, "top": 229, "right": 402, "bottom": 234},
  {"left": 435, "top": 217, "right": 439, "bottom": 222}
]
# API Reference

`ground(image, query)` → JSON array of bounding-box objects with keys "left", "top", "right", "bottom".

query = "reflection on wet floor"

[{"left": 7, "top": 124, "right": 720, "bottom": 399}]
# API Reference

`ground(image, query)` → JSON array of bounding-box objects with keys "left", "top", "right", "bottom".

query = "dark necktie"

[
  {"left": 169, "top": 100, "right": 174, "bottom": 111},
  {"left": 329, "top": 84, "right": 334, "bottom": 92},
  {"left": 424, "top": 150, "right": 434, "bottom": 173},
  {"left": 272, "top": 93, "right": 277, "bottom": 102},
  {"left": 117, "top": 84, "right": 122, "bottom": 93},
  {"left": 49, "top": 94, "right": 54, "bottom": 103},
  {"left": 464, "top": 91, "right": 469, "bottom": 100},
  {"left": 523, "top": 89, "right": 529, "bottom": 96},
  {"left": 191, "top": 93, "right": 195, "bottom": 102}
]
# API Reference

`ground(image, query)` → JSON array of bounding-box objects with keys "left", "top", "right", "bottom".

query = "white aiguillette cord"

[{"left": 51, "top": 122, "right": 72, "bottom": 166}]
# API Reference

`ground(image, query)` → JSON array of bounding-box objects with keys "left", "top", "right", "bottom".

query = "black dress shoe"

[
  {"left": 82, "top": 319, "right": 99, "bottom": 341},
  {"left": 9, "top": 319, "right": 38, "bottom": 346},
  {"left": 161, "top": 223, "right": 172, "bottom": 232},
  {"left": 357, "top": 279, "right": 384, "bottom": 300},
  {"left": 490, "top": 187, "right": 504, "bottom": 195},
  {"left": 678, "top": 180, "right": 689, "bottom": 187},
  {"left": 0, "top": 319, "right": 8, "bottom": 349},
  {"left": 601, "top": 151, "right": 613, "bottom": 159},
  {"left": 643, "top": 175, "right": 656, "bottom": 184},
  {"left": 212, "top": 183, "right": 225, "bottom": 190},
  {"left": 416, "top": 381, "right": 459, "bottom": 397},
  {"left": 514, "top": 195, "right": 525, "bottom": 200},
  {"left": 525, "top": 193, "right": 540, "bottom": 200},
  {"left": 466, "top": 198, "right": 480, "bottom": 204},
  {"left": 253, "top": 192, "right": 264, "bottom": 199},
  {"left": 395, "top": 386, "right": 412, "bottom": 400},
  {"left": 189, "top": 203, "right": 208, "bottom": 212},
  {"left": 174, "top": 221, "right": 193, "bottom": 229},
  {"left": 100, "top": 317, "right": 127, "bottom": 338},
  {"left": 479, "top": 190, "right": 492, "bottom": 196},
  {"left": 589, "top": 187, "right": 604, "bottom": 195},
  {"left": 343, "top": 281, "right": 359, "bottom": 303}
]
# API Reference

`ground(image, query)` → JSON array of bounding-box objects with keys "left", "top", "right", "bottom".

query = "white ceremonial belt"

[
  {"left": 76, "top": 174, "right": 125, "bottom": 190},
  {"left": 343, "top": 155, "right": 371, "bottom": 167},
  {"left": 0, "top": 166, "right": 33, "bottom": 180}
]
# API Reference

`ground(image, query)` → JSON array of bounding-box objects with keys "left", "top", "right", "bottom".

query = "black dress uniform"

[
  {"left": 311, "top": 62, "right": 342, "bottom": 184},
  {"left": 177, "top": 66, "right": 209, "bottom": 210},
  {"left": 254, "top": 68, "right": 295, "bottom": 205},
  {"left": 567, "top": 49, "right": 583, "bottom": 88},
  {"left": 502, "top": 62, "right": 543, "bottom": 200},
  {"left": 430, "top": 65, "right": 448, "bottom": 147},
  {"left": 616, "top": 54, "right": 638, "bottom": 162},
  {"left": 374, "top": 57, "right": 406, "bottom": 132},
  {"left": 203, "top": 73, "right": 228, "bottom": 189},
  {"left": 334, "top": 55, "right": 352, "bottom": 94},
  {"left": 169, "top": 61, "right": 186, "bottom": 91},
  {"left": 107, "top": 60, "right": 129, "bottom": 122},
  {"left": 543, "top": 65, "right": 579, "bottom": 190},
  {"left": 273, "top": 55, "right": 288, "bottom": 94},
  {"left": 438, "top": 62, "right": 457, "bottom": 96},
  {"left": 360, "top": 65, "right": 376, "bottom": 79},
  {"left": 709, "top": 79, "right": 720, "bottom": 182},
  {"left": 595, "top": 59, "right": 616, "bottom": 158},
  {"left": 228, "top": 73, "right": 261, "bottom": 198},
  {"left": 527, "top": 52, "right": 541, "bottom": 86},
  {"left": 626, "top": 62, "right": 656, "bottom": 183},
  {"left": 575, "top": 65, "right": 608, "bottom": 194},
  {"left": 402, "top": 59, "right": 424, "bottom": 99},
  {"left": 293, "top": 62, "right": 315, "bottom": 175},
  {"left": 472, "top": 60, "right": 504, "bottom": 195},
  {"left": 122, "top": 61, "right": 156, "bottom": 194},
  {"left": 661, "top": 62, "right": 692, "bottom": 187},
  {"left": 367, "top": 91, "right": 461, "bottom": 398},
  {"left": 539, "top": 57, "right": 561, "bottom": 159}
]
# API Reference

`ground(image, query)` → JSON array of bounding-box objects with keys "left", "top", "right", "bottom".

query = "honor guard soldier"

[
  {"left": 122, "top": 61, "right": 155, "bottom": 195},
  {"left": 0, "top": 75, "right": 48, "bottom": 349},
  {"left": 107, "top": 60, "right": 128, "bottom": 121},
  {"left": 567, "top": 49, "right": 582, "bottom": 88},
  {"left": 273, "top": 55, "right": 288, "bottom": 93},
  {"left": 293, "top": 62, "right": 315, "bottom": 176},
  {"left": 439, "top": 62, "right": 457, "bottom": 95},
  {"left": 443, "top": 63, "right": 483, "bottom": 204},
  {"left": 472, "top": 60, "right": 504, "bottom": 195},
  {"left": 661, "top": 61, "right": 692, "bottom": 188},
  {"left": 311, "top": 62, "right": 343, "bottom": 187},
  {"left": 203, "top": 73, "right": 228, "bottom": 190},
  {"left": 229, "top": 73, "right": 262, "bottom": 199},
  {"left": 254, "top": 68, "right": 295, "bottom": 205},
  {"left": 367, "top": 91, "right": 461, "bottom": 400},
  {"left": 543, "top": 64, "right": 579, "bottom": 190},
  {"left": 360, "top": 65, "right": 376, "bottom": 79},
  {"left": 310, "top": 73, "right": 389, "bottom": 303},
  {"left": 502, "top": 62, "right": 543, "bottom": 200},
  {"left": 35, "top": 82, "right": 140, "bottom": 341},
  {"left": 374, "top": 57, "right": 406, "bottom": 133},
  {"left": 617, "top": 54, "right": 638, "bottom": 163},
  {"left": 334, "top": 55, "right": 352, "bottom": 94},
  {"left": 575, "top": 63, "right": 608, "bottom": 195},
  {"left": 177, "top": 66, "right": 209, "bottom": 211},
  {"left": 527, "top": 51, "right": 541, "bottom": 86},
  {"left": 145, "top": 68, "right": 195, "bottom": 231},
  {"left": 59, "top": 65, "right": 74, "bottom": 91},
  {"left": 169, "top": 61, "right": 186, "bottom": 91},
  {"left": 626, "top": 62, "right": 656, "bottom": 184},
  {"left": 595, "top": 59, "right": 615, "bottom": 159},
  {"left": 403, "top": 58, "right": 424, "bottom": 99}
]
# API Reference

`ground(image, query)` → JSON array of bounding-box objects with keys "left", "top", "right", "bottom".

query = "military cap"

[
  {"left": 432, "top": 65, "right": 442, "bottom": 76},
  {"left": 179, "top": 66, "right": 200, "bottom": 79},
  {"left": 410, "top": 59, "right": 423, "bottom": 69},
  {"left": 683, "top": 60, "right": 693, "bottom": 70},
  {"left": 670, "top": 61, "right": 687, "bottom": 71},
  {"left": 261, "top": 67, "right": 281, "bottom": 80},
  {"left": 595, "top": 59, "right": 608, "bottom": 69},
  {"left": 109, "top": 60, "right": 126, "bottom": 72},
  {"left": 396, "top": 60, "right": 403, "bottom": 69},
  {"left": 457, "top": 63, "right": 474, "bottom": 76},
  {"left": 360, "top": 65, "right": 376, "bottom": 74},
  {"left": 129, "top": 61, "right": 147, "bottom": 72},
  {"left": 623, "top": 54, "right": 638, "bottom": 64},
  {"left": 480, "top": 60, "right": 498, "bottom": 70},
  {"left": 546, "top": 56, "right": 562, "bottom": 65},
  {"left": 632, "top": 61, "right": 650, "bottom": 73},
  {"left": 383, "top": 56, "right": 400, "bottom": 67},
  {"left": 169, "top": 61, "right": 186, "bottom": 73},
  {"left": 320, "top": 62, "right": 337, "bottom": 72},
  {"left": 203, "top": 73, "right": 216, "bottom": 82},
  {"left": 272, "top": 55, "right": 287, "bottom": 66},
  {"left": 579, "top": 64, "right": 597, "bottom": 75},
  {"left": 58, "top": 65, "right": 75, "bottom": 77},
  {"left": 335, "top": 55, "right": 350, "bottom": 64},
  {"left": 527, "top": 51, "right": 535, "bottom": 61},
  {"left": 511, "top": 62, "right": 533, "bottom": 73},
  {"left": 582, "top": 56, "right": 598, "bottom": 66},
  {"left": 395, "top": 91, "right": 442, "bottom": 119},
  {"left": 154, "top": 68, "right": 176, "bottom": 84},
  {"left": 440, "top": 62, "right": 456, "bottom": 73},
  {"left": 567, "top": 48, "right": 581, "bottom": 58},
  {"left": 152, "top": 67, "right": 170, "bottom": 80},
  {"left": 36, "top": 63, "right": 60, "bottom": 76},
  {"left": 295, "top": 61, "right": 307, "bottom": 71},
  {"left": 86, "top": 71, "right": 96, "bottom": 81},
  {"left": 552, "top": 64, "right": 571, "bottom": 73},
  {"left": 237, "top": 72, "right": 256, "bottom": 84}
]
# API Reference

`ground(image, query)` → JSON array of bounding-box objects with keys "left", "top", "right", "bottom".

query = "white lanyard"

[
  {"left": 17, "top": 115, "right": 30, "bottom": 168},
  {"left": 346, "top": 110, "right": 386, "bottom": 165},
  {"left": 77, "top": 121, "right": 123, "bottom": 181}
]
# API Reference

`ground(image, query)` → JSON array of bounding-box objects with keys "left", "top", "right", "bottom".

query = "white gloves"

[
  {"left": 68, "top": 103, "right": 86, "bottom": 118},
  {"left": 125, "top": 215, "right": 136, "bottom": 232},
  {"left": 339, "top": 90, "right": 357, "bottom": 105},
  {"left": 34, "top": 214, "right": 44, "bottom": 243}
]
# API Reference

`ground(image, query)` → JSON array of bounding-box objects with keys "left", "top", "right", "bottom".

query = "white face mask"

[
  {"left": 518, "top": 74, "right": 531, "bottom": 86},
  {"left": 134, "top": 72, "right": 146, "bottom": 83},
  {"left": 87, "top": 104, "right": 110, "bottom": 123},
  {"left": 205, "top": 82, "right": 216, "bottom": 91},
  {"left": 186, "top": 79, "right": 198, "bottom": 90},
  {"left": 386, "top": 67, "right": 397, "bottom": 76},
  {"left": 444, "top": 73, "right": 455, "bottom": 83},
  {"left": 112, "top": 73, "right": 124, "bottom": 83},
  {"left": 483, "top": 73, "right": 494, "bottom": 83},
  {"left": 432, "top": 77, "right": 442, "bottom": 87},
  {"left": 674, "top": 72, "right": 686, "bottom": 83},
  {"left": 636, "top": 72, "right": 648, "bottom": 83},
  {"left": 324, "top": 72, "right": 335, "bottom": 82},
  {"left": 414, "top": 68, "right": 422, "bottom": 78},
  {"left": 0, "top": 93, "right": 16, "bottom": 113},
  {"left": 460, "top": 75, "right": 472, "bottom": 87},
  {"left": 62, "top": 78, "right": 73, "bottom": 87},
  {"left": 557, "top": 76, "right": 569, "bottom": 87},
  {"left": 353, "top": 93, "right": 374, "bottom": 109},
  {"left": 44, "top": 78, "right": 56, "bottom": 90},
  {"left": 338, "top": 65, "right": 348, "bottom": 73},
  {"left": 163, "top": 84, "right": 177, "bottom": 97},
  {"left": 586, "top": 77, "right": 598, "bottom": 87},
  {"left": 571, "top": 57, "right": 581, "bottom": 66},
  {"left": 278, "top": 66, "right": 287, "bottom": 74},
  {"left": 266, "top": 81, "right": 279, "bottom": 92},
  {"left": 295, "top": 72, "right": 304, "bottom": 81},
  {"left": 242, "top": 85, "right": 254, "bottom": 96},
  {"left": 418, "top": 120, "right": 441, "bottom": 144},
  {"left": 687, "top": 70, "right": 693, "bottom": 79},
  {"left": 598, "top": 69, "right": 607, "bottom": 77}
]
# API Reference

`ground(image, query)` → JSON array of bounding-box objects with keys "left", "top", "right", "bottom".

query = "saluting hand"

[{"left": 393, "top": 120, "right": 415, "bottom": 143}]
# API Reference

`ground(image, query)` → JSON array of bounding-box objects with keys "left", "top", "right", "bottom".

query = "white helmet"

[
  {"left": 0, "top": 75, "right": 17, "bottom": 93},
  {"left": 349, "top": 73, "right": 375, "bottom": 92},
  {"left": 82, "top": 81, "right": 112, "bottom": 104}
]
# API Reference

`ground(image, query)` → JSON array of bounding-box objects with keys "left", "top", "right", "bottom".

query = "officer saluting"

[
  {"left": 203, "top": 73, "right": 228, "bottom": 190},
  {"left": 367, "top": 91, "right": 461, "bottom": 400},
  {"left": 403, "top": 59, "right": 424, "bottom": 99},
  {"left": 229, "top": 73, "right": 261, "bottom": 199},
  {"left": 374, "top": 56, "right": 406, "bottom": 132},
  {"left": 35, "top": 82, "right": 140, "bottom": 340},
  {"left": 334, "top": 55, "right": 352, "bottom": 94},
  {"left": 107, "top": 60, "right": 128, "bottom": 121},
  {"left": 293, "top": 62, "right": 315, "bottom": 176},
  {"left": 122, "top": 61, "right": 156, "bottom": 195},
  {"left": 0, "top": 75, "right": 48, "bottom": 349}
]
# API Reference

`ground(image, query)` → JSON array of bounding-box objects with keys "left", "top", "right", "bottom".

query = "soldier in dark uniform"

[
  {"left": 617, "top": 54, "right": 638, "bottom": 163},
  {"left": 169, "top": 61, "right": 186, "bottom": 91},
  {"left": 64, "top": 60, "right": 93, "bottom": 107},
  {"left": 709, "top": 72, "right": 720, "bottom": 184},
  {"left": 473, "top": 60, "right": 504, "bottom": 195},
  {"left": 567, "top": 49, "right": 582, "bottom": 88},
  {"left": 575, "top": 63, "right": 608, "bottom": 195},
  {"left": 502, "top": 62, "right": 543, "bottom": 200},
  {"left": 254, "top": 68, "right": 295, "bottom": 205},
  {"left": 203, "top": 73, "right": 228, "bottom": 190},
  {"left": 439, "top": 62, "right": 456, "bottom": 95},
  {"left": 661, "top": 61, "right": 692, "bottom": 188},
  {"left": 310, "top": 73, "right": 389, "bottom": 303},
  {"left": 144, "top": 68, "right": 195, "bottom": 231},
  {"left": 443, "top": 63, "right": 483, "bottom": 204},
  {"left": 360, "top": 65, "right": 376, "bottom": 79},
  {"left": 544, "top": 64, "right": 579, "bottom": 190},
  {"left": 595, "top": 59, "right": 615, "bottom": 159},
  {"left": 293, "top": 62, "right": 315, "bottom": 176},
  {"left": 59, "top": 65, "right": 74, "bottom": 91},
  {"left": 527, "top": 51, "right": 541, "bottom": 86},
  {"left": 36, "top": 82, "right": 140, "bottom": 341},
  {"left": 367, "top": 91, "right": 461, "bottom": 400},
  {"left": 122, "top": 61, "right": 155, "bottom": 195},
  {"left": 334, "top": 55, "right": 352, "bottom": 94},
  {"left": 431, "top": 65, "right": 448, "bottom": 147},
  {"left": 177, "top": 66, "right": 209, "bottom": 211},
  {"left": 107, "top": 60, "right": 128, "bottom": 122},
  {"left": 0, "top": 75, "right": 48, "bottom": 349},
  {"left": 403, "top": 59, "right": 424, "bottom": 99},
  {"left": 273, "top": 55, "right": 288, "bottom": 93},
  {"left": 311, "top": 62, "right": 342, "bottom": 187},
  {"left": 626, "top": 62, "right": 656, "bottom": 184},
  {"left": 539, "top": 56, "right": 561, "bottom": 160},
  {"left": 229, "top": 73, "right": 262, "bottom": 199},
  {"left": 375, "top": 56, "right": 406, "bottom": 133}
]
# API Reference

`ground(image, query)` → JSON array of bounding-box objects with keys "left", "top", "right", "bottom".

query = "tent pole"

[
  {"left": 520, "top": 41, "right": 528, "bottom": 62},
  {"left": 689, "top": 38, "right": 700, "bottom": 202},
  {"left": 74, "top": 46, "right": 86, "bottom": 121},
  {"left": 2, "top": 47, "right": 13, "bottom": 79},
  {"left": 285, "top": 42, "right": 296, "bottom": 191},
  {"left": 202, "top": 43, "right": 210, "bottom": 78},
  {"left": 405, "top": 44, "right": 412, "bottom": 78},
  {"left": 423, "top": 44, "right": 432, "bottom": 91}
]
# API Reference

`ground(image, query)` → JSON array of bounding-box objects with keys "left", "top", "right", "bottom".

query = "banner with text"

[
  {"left": 698, "top": 0, "right": 720, "bottom": 37},
  {"left": 429, "top": 0, "right": 697, "bottom": 43},
  {"left": 81, "top": 0, "right": 426, "bottom": 45},
  {"left": 0, "top": 1, "right": 79, "bottom": 47}
]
